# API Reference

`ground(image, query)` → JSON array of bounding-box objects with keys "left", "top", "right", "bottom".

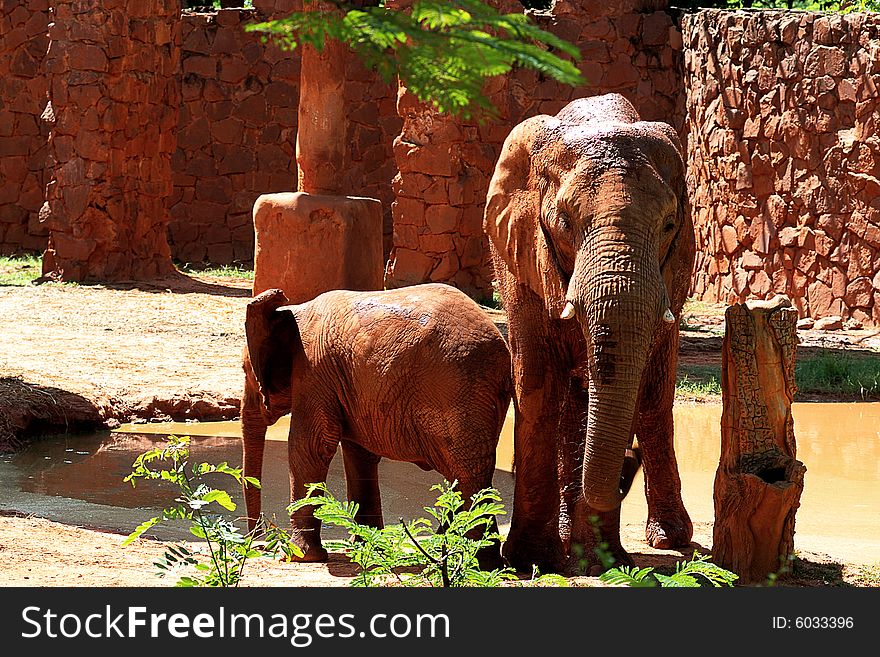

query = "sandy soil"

[
  {"left": 1, "top": 512, "right": 872, "bottom": 588},
  {"left": 0, "top": 272, "right": 878, "bottom": 587},
  {"left": 0, "top": 272, "right": 251, "bottom": 449}
]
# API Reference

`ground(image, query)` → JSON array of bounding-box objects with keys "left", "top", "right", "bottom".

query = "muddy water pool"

[{"left": 1, "top": 403, "right": 877, "bottom": 563}]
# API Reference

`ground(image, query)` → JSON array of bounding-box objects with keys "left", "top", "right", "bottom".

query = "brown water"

[{"left": 4, "top": 402, "right": 877, "bottom": 563}]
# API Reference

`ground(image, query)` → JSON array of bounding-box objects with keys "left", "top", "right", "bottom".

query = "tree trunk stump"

[{"left": 712, "top": 295, "right": 807, "bottom": 585}]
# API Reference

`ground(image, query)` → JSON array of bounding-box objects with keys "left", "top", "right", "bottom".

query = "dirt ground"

[{"left": 1, "top": 272, "right": 878, "bottom": 587}]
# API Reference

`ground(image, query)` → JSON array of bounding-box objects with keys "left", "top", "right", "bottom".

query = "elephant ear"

[
  {"left": 645, "top": 122, "right": 695, "bottom": 314},
  {"left": 484, "top": 115, "right": 568, "bottom": 317},
  {"left": 245, "top": 288, "right": 299, "bottom": 411}
]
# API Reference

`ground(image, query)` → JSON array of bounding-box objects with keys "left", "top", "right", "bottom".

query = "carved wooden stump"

[
  {"left": 712, "top": 295, "right": 807, "bottom": 584},
  {"left": 252, "top": 192, "right": 383, "bottom": 304}
]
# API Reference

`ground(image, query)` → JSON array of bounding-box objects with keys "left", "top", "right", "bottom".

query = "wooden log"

[{"left": 712, "top": 294, "right": 807, "bottom": 584}]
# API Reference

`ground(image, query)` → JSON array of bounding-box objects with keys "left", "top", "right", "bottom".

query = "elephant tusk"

[
  {"left": 560, "top": 302, "right": 576, "bottom": 320},
  {"left": 663, "top": 308, "right": 676, "bottom": 323}
]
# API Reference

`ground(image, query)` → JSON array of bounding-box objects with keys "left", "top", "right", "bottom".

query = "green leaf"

[
  {"left": 175, "top": 577, "right": 199, "bottom": 587},
  {"left": 201, "top": 489, "right": 237, "bottom": 511},
  {"left": 655, "top": 572, "right": 699, "bottom": 587},
  {"left": 599, "top": 566, "right": 658, "bottom": 587},
  {"left": 122, "top": 517, "right": 160, "bottom": 546},
  {"left": 245, "top": 1, "right": 585, "bottom": 118}
]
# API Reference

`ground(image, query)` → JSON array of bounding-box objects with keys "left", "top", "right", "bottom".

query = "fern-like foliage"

[
  {"left": 246, "top": 0, "right": 584, "bottom": 118},
  {"left": 290, "top": 480, "right": 517, "bottom": 587},
  {"left": 599, "top": 566, "right": 660, "bottom": 588},
  {"left": 599, "top": 552, "right": 739, "bottom": 588}
]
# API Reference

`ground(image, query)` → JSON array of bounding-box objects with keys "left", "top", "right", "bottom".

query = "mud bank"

[
  {"left": 0, "top": 377, "right": 240, "bottom": 452},
  {"left": 0, "top": 272, "right": 252, "bottom": 451}
]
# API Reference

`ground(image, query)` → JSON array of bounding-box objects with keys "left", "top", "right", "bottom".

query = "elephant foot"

[
  {"left": 646, "top": 510, "right": 693, "bottom": 549},
  {"left": 288, "top": 530, "right": 329, "bottom": 563},
  {"left": 566, "top": 537, "right": 633, "bottom": 576},
  {"left": 502, "top": 532, "right": 566, "bottom": 574},
  {"left": 290, "top": 544, "right": 329, "bottom": 563},
  {"left": 476, "top": 545, "right": 505, "bottom": 572}
]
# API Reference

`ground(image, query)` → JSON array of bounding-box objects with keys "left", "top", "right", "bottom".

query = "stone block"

[
  {"left": 252, "top": 192, "right": 384, "bottom": 304},
  {"left": 386, "top": 247, "right": 436, "bottom": 287}
]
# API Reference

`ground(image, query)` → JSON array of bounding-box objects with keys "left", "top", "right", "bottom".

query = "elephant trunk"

[{"left": 567, "top": 237, "right": 666, "bottom": 512}]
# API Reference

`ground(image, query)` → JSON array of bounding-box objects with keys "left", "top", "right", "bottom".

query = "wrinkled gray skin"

[
  {"left": 241, "top": 283, "right": 512, "bottom": 568},
  {"left": 484, "top": 93, "right": 695, "bottom": 573}
]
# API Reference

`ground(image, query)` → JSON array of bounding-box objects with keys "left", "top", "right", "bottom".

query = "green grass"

[
  {"left": 681, "top": 298, "right": 727, "bottom": 319},
  {"left": 0, "top": 254, "right": 41, "bottom": 286},
  {"left": 676, "top": 364, "right": 723, "bottom": 401},
  {"left": 677, "top": 353, "right": 880, "bottom": 402},
  {"left": 176, "top": 262, "right": 254, "bottom": 280},
  {"left": 851, "top": 564, "right": 880, "bottom": 587},
  {"left": 796, "top": 353, "right": 880, "bottom": 399}
]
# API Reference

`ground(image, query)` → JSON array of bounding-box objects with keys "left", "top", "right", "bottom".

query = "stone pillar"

[
  {"left": 252, "top": 192, "right": 382, "bottom": 303},
  {"left": 250, "top": 0, "right": 384, "bottom": 301},
  {"left": 40, "top": 0, "right": 180, "bottom": 281},
  {"left": 295, "top": 1, "right": 346, "bottom": 195},
  {"left": 0, "top": 0, "right": 49, "bottom": 254},
  {"left": 382, "top": 0, "right": 518, "bottom": 301},
  {"left": 713, "top": 295, "right": 806, "bottom": 585}
]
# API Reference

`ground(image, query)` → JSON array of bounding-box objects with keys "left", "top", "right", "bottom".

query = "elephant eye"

[{"left": 663, "top": 217, "right": 676, "bottom": 233}]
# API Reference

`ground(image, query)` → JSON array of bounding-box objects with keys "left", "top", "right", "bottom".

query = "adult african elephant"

[
  {"left": 241, "top": 284, "right": 511, "bottom": 567},
  {"left": 484, "top": 93, "right": 695, "bottom": 573}
]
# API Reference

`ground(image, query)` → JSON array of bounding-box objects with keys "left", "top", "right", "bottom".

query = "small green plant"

[
  {"left": 599, "top": 552, "right": 739, "bottom": 588},
  {"left": 290, "top": 480, "right": 516, "bottom": 587},
  {"left": 853, "top": 563, "right": 880, "bottom": 587},
  {"left": 764, "top": 551, "right": 797, "bottom": 586},
  {"left": 175, "top": 261, "right": 255, "bottom": 280},
  {"left": 122, "top": 435, "right": 289, "bottom": 587},
  {"left": 0, "top": 254, "right": 41, "bottom": 286}
]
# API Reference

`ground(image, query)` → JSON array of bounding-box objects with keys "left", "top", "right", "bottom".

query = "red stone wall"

[
  {"left": 384, "top": 0, "right": 685, "bottom": 300},
  {"left": 0, "top": 1, "right": 49, "bottom": 254},
  {"left": 170, "top": 6, "right": 399, "bottom": 265},
  {"left": 344, "top": 51, "right": 402, "bottom": 259},
  {"left": 170, "top": 8, "right": 299, "bottom": 265},
  {"left": 685, "top": 10, "right": 880, "bottom": 326},
  {"left": 41, "top": 0, "right": 181, "bottom": 281}
]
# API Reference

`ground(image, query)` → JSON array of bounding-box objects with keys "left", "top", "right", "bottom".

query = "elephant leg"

[
  {"left": 449, "top": 476, "right": 505, "bottom": 572},
  {"left": 567, "top": 496, "right": 635, "bottom": 575},
  {"left": 556, "top": 377, "right": 586, "bottom": 552},
  {"left": 503, "top": 373, "right": 568, "bottom": 574},
  {"left": 636, "top": 329, "right": 693, "bottom": 549},
  {"left": 240, "top": 380, "right": 267, "bottom": 534},
  {"left": 341, "top": 440, "right": 383, "bottom": 529},
  {"left": 287, "top": 413, "right": 341, "bottom": 562}
]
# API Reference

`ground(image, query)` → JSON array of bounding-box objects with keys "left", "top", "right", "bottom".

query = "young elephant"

[{"left": 241, "top": 283, "right": 512, "bottom": 566}]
